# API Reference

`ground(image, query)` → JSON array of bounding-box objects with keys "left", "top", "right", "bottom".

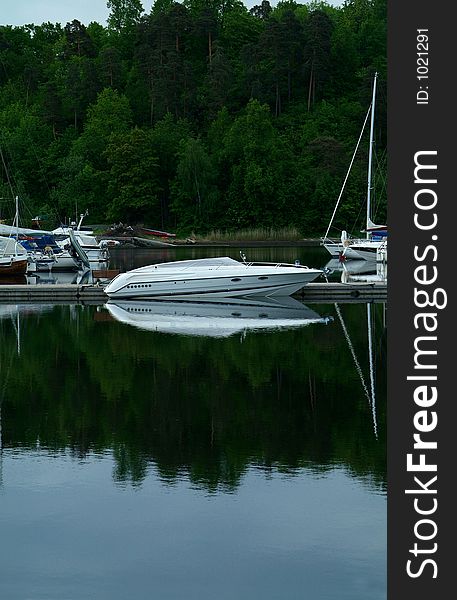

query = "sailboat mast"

[
  {"left": 323, "top": 104, "right": 371, "bottom": 242},
  {"left": 14, "top": 196, "right": 20, "bottom": 257},
  {"left": 366, "top": 72, "right": 378, "bottom": 240}
]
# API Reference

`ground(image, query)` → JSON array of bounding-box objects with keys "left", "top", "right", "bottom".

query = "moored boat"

[
  {"left": 19, "top": 234, "right": 80, "bottom": 271},
  {"left": 0, "top": 236, "right": 28, "bottom": 276},
  {"left": 53, "top": 213, "right": 109, "bottom": 264},
  {"left": 322, "top": 73, "right": 387, "bottom": 260},
  {"left": 104, "top": 257, "right": 323, "bottom": 300},
  {"left": 342, "top": 239, "right": 387, "bottom": 262},
  {"left": 0, "top": 255, "right": 28, "bottom": 275}
]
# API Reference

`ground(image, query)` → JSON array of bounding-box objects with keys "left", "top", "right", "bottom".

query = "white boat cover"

[
  {"left": 0, "top": 235, "right": 28, "bottom": 256},
  {"left": 0, "top": 224, "right": 53, "bottom": 237}
]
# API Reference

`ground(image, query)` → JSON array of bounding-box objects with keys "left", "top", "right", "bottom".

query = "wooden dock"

[
  {"left": 0, "top": 282, "right": 386, "bottom": 303},
  {"left": 298, "top": 282, "right": 386, "bottom": 301},
  {"left": 0, "top": 284, "right": 107, "bottom": 302}
]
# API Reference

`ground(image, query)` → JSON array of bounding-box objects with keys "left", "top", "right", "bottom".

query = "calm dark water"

[{"left": 0, "top": 290, "right": 386, "bottom": 599}]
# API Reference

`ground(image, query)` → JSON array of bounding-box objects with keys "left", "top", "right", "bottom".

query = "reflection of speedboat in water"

[{"left": 105, "top": 297, "right": 333, "bottom": 338}]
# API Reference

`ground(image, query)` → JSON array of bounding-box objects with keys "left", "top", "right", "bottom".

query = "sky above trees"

[{"left": 1, "top": 0, "right": 344, "bottom": 26}]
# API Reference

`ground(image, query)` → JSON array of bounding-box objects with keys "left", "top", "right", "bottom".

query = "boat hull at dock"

[
  {"left": 343, "top": 240, "right": 387, "bottom": 262},
  {"left": 0, "top": 256, "right": 28, "bottom": 276},
  {"left": 104, "top": 257, "right": 323, "bottom": 300},
  {"left": 1, "top": 235, "right": 29, "bottom": 276}
]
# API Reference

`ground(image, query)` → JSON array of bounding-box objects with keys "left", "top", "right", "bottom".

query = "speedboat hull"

[{"left": 104, "top": 258, "right": 322, "bottom": 300}]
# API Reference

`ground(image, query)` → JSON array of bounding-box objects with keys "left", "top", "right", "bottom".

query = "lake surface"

[{"left": 0, "top": 248, "right": 386, "bottom": 599}]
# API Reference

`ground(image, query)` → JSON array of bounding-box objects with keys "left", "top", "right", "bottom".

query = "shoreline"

[
  {"left": 173, "top": 239, "right": 324, "bottom": 247},
  {"left": 105, "top": 237, "right": 328, "bottom": 248}
]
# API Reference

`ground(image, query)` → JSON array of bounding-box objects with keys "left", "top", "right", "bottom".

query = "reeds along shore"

[{"left": 189, "top": 227, "right": 303, "bottom": 242}]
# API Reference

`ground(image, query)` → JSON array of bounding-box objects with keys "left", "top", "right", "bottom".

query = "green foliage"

[
  {"left": 63, "top": 19, "right": 97, "bottom": 58},
  {"left": 74, "top": 87, "right": 133, "bottom": 165},
  {"left": 171, "top": 136, "right": 218, "bottom": 230},
  {"left": 0, "top": 1, "right": 386, "bottom": 234},
  {"left": 149, "top": 113, "right": 192, "bottom": 226},
  {"left": 107, "top": 0, "right": 145, "bottom": 32},
  {"left": 221, "top": 99, "right": 296, "bottom": 228},
  {"left": 106, "top": 127, "right": 160, "bottom": 221},
  {"left": 50, "top": 88, "right": 134, "bottom": 220}
]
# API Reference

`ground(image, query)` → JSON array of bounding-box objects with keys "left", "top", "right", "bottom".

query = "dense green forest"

[{"left": 0, "top": 0, "right": 386, "bottom": 235}]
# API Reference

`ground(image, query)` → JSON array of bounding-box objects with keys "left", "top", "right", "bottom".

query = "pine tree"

[{"left": 107, "top": 0, "right": 144, "bottom": 32}]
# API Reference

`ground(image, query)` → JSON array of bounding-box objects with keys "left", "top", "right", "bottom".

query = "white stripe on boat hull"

[{"left": 106, "top": 270, "right": 321, "bottom": 299}]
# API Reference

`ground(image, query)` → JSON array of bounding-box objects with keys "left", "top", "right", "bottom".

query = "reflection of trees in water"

[{"left": 0, "top": 303, "right": 386, "bottom": 491}]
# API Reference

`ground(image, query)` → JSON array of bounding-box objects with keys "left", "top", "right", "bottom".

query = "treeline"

[{"left": 0, "top": 0, "right": 386, "bottom": 235}]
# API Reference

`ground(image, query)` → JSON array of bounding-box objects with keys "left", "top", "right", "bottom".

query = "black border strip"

[{"left": 388, "top": 1, "right": 454, "bottom": 596}]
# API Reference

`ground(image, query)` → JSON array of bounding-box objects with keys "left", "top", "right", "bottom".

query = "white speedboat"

[
  {"left": 105, "top": 297, "right": 332, "bottom": 338},
  {"left": 104, "top": 257, "right": 323, "bottom": 300}
]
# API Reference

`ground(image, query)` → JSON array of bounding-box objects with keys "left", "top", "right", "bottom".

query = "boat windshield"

[{"left": 135, "top": 257, "right": 241, "bottom": 272}]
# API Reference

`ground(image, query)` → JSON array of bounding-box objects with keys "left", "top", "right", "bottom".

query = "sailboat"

[
  {"left": 0, "top": 236, "right": 29, "bottom": 275},
  {"left": 322, "top": 73, "right": 387, "bottom": 261},
  {"left": 0, "top": 198, "right": 28, "bottom": 276}
]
